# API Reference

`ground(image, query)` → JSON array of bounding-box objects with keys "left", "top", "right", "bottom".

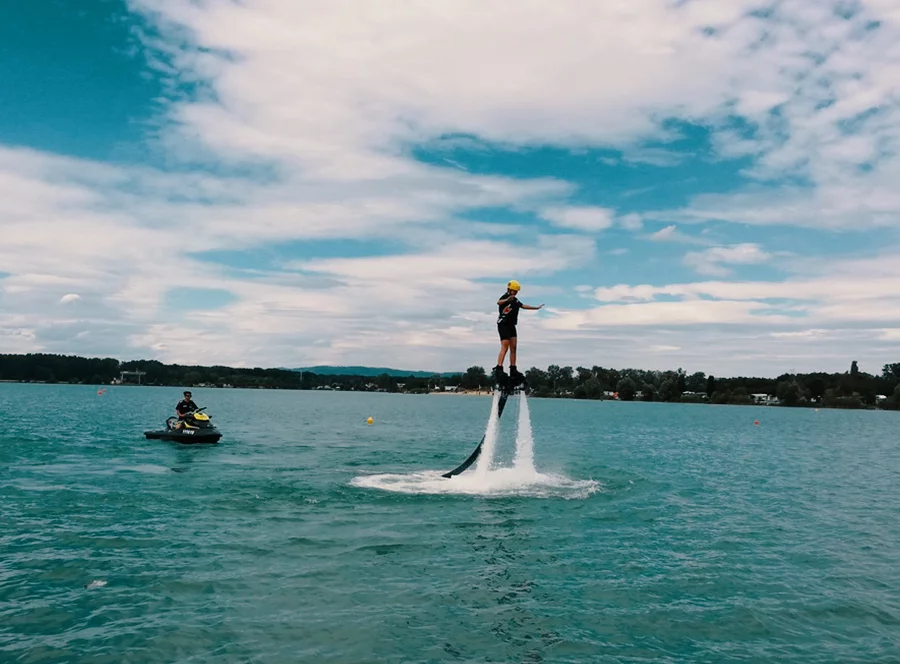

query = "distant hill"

[{"left": 290, "top": 366, "right": 461, "bottom": 378}]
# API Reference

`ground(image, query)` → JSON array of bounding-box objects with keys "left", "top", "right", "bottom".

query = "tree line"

[
  {"left": 2, "top": 353, "right": 899, "bottom": 410},
  {"left": 516, "top": 360, "right": 900, "bottom": 410}
]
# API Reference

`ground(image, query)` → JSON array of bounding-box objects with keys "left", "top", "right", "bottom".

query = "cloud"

[
  {"left": 592, "top": 254, "right": 900, "bottom": 308},
  {"left": 621, "top": 147, "right": 685, "bottom": 167},
  {"left": 3, "top": 0, "right": 900, "bottom": 377},
  {"left": 683, "top": 243, "right": 772, "bottom": 276},
  {"left": 770, "top": 329, "right": 831, "bottom": 340},
  {"left": 539, "top": 206, "right": 614, "bottom": 232},
  {"left": 546, "top": 299, "right": 789, "bottom": 328},
  {"left": 132, "top": 0, "right": 760, "bottom": 158},
  {"left": 291, "top": 236, "right": 596, "bottom": 305},
  {"left": 587, "top": 253, "right": 900, "bottom": 337},
  {"left": 647, "top": 224, "right": 710, "bottom": 245},
  {"left": 619, "top": 213, "right": 643, "bottom": 231},
  {"left": 641, "top": 3, "right": 900, "bottom": 232},
  {"left": 521, "top": 250, "right": 900, "bottom": 375},
  {"left": 59, "top": 294, "right": 81, "bottom": 304},
  {"left": 650, "top": 225, "right": 679, "bottom": 242}
]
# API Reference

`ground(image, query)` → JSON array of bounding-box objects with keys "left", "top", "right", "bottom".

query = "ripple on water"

[{"left": 2, "top": 386, "right": 900, "bottom": 663}]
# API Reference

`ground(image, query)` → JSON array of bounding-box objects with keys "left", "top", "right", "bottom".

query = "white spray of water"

[
  {"left": 352, "top": 390, "right": 600, "bottom": 498},
  {"left": 474, "top": 391, "right": 501, "bottom": 476},
  {"left": 513, "top": 392, "right": 535, "bottom": 475}
]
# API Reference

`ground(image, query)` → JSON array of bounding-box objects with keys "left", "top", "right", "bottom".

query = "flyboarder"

[{"left": 491, "top": 279, "right": 544, "bottom": 390}]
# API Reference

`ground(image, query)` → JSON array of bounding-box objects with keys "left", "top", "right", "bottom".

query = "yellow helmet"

[{"left": 507, "top": 280, "right": 521, "bottom": 292}]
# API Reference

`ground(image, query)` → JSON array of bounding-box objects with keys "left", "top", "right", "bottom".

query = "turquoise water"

[{"left": 2, "top": 383, "right": 899, "bottom": 663}]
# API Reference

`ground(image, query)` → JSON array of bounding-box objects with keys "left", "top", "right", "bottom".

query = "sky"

[{"left": 2, "top": 0, "right": 900, "bottom": 377}]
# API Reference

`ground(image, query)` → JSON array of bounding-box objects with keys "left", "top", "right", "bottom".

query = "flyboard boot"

[
  {"left": 508, "top": 365, "right": 527, "bottom": 392},
  {"left": 492, "top": 365, "right": 510, "bottom": 392}
]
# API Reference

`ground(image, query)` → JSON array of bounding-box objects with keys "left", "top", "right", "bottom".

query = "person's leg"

[
  {"left": 509, "top": 335, "right": 526, "bottom": 386},
  {"left": 496, "top": 339, "right": 510, "bottom": 367}
]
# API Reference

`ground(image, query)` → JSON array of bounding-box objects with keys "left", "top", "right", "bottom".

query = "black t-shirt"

[
  {"left": 176, "top": 399, "right": 198, "bottom": 415},
  {"left": 497, "top": 294, "right": 522, "bottom": 326}
]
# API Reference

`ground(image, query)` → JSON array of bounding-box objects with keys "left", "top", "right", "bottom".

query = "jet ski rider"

[{"left": 174, "top": 391, "right": 199, "bottom": 429}]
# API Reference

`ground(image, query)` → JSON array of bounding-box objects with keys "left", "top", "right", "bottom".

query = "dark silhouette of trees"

[{"left": 2, "top": 353, "right": 899, "bottom": 411}]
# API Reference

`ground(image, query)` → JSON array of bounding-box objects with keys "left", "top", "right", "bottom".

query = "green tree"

[
  {"left": 546, "top": 365, "right": 574, "bottom": 392},
  {"left": 885, "top": 383, "right": 900, "bottom": 410},
  {"left": 685, "top": 371, "right": 706, "bottom": 392},
  {"left": 616, "top": 377, "right": 637, "bottom": 401},
  {"left": 576, "top": 366, "right": 593, "bottom": 385},
  {"left": 460, "top": 366, "right": 487, "bottom": 390},
  {"left": 729, "top": 386, "right": 753, "bottom": 405},
  {"left": 583, "top": 377, "right": 604, "bottom": 399},
  {"left": 658, "top": 379, "right": 676, "bottom": 402},
  {"left": 706, "top": 375, "right": 716, "bottom": 398},
  {"left": 574, "top": 377, "right": 604, "bottom": 400},
  {"left": 593, "top": 366, "right": 620, "bottom": 391},
  {"left": 808, "top": 377, "right": 826, "bottom": 402},
  {"left": 776, "top": 379, "right": 802, "bottom": 407},
  {"left": 524, "top": 367, "right": 548, "bottom": 392}
]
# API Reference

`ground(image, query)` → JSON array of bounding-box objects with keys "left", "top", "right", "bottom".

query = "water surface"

[{"left": 2, "top": 384, "right": 898, "bottom": 662}]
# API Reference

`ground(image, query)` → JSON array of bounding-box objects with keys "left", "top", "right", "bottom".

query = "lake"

[{"left": 1, "top": 383, "right": 898, "bottom": 663}]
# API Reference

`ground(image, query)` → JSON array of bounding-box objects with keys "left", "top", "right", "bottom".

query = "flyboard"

[{"left": 441, "top": 374, "right": 526, "bottom": 478}]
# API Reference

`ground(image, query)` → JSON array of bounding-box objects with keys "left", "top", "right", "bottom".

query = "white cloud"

[
  {"left": 592, "top": 255, "right": 900, "bottom": 307},
  {"left": 525, "top": 251, "right": 900, "bottom": 375},
  {"left": 619, "top": 214, "right": 644, "bottom": 231},
  {"left": 546, "top": 299, "right": 788, "bottom": 328},
  {"left": 683, "top": 243, "right": 772, "bottom": 276},
  {"left": 647, "top": 224, "right": 711, "bottom": 245},
  {"left": 2, "top": 0, "right": 900, "bottom": 376},
  {"left": 648, "top": 3, "right": 900, "bottom": 231},
  {"left": 650, "top": 225, "right": 679, "bottom": 242},
  {"left": 59, "top": 294, "right": 81, "bottom": 304},
  {"left": 539, "top": 206, "right": 615, "bottom": 232},
  {"left": 770, "top": 329, "right": 831, "bottom": 339},
  {"left": 133, "top": 0, "right": 761, "bottom": 158},
  {"left": 293, "top": 236, "right": 594, "bottom": 293},
  {"left": 587, "top": 253, "right": 900, "bottom": 337}
]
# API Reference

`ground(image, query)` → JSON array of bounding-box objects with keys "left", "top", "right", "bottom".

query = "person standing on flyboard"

[{"left": 491, "top": 280, "right": 544, "bottom": 390}]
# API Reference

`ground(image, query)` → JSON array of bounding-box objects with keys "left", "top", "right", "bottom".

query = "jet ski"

[{"left": 144, "top": 407, "right": 222, "bottom": 444}]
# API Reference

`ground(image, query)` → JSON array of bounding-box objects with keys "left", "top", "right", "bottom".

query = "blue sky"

[{"left": 2, "top": 0, "right": 900, "bottom": 376}]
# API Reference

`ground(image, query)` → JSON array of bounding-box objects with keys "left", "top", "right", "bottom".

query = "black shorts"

[{"left": 498, "top": 324, "right": 517, "bottom": 341}]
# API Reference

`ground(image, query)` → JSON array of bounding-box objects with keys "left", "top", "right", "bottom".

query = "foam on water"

[
  {"left": 351, "top": 468, "right": 600, "bottom": 499},
  {"left": 353, "top": 391, "right": 599, "bottom": 499}
]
